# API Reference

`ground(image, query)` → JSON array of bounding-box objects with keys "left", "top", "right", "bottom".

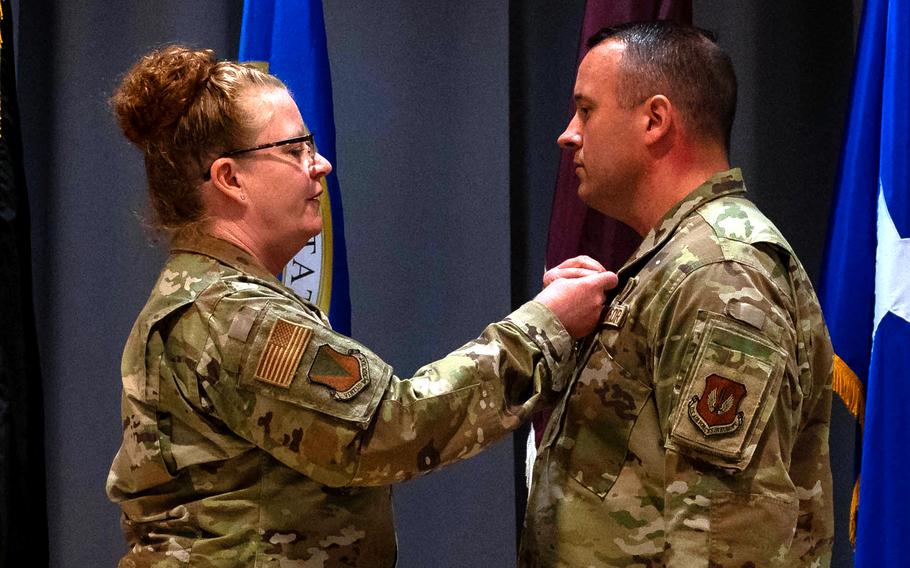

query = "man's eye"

[{"left": 287, "top": 145, "right": 305, "bottom": 157}]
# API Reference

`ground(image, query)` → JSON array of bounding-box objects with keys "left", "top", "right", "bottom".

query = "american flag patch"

[{"left": 254, "top": 318, "right": 312, "bottom": 388}]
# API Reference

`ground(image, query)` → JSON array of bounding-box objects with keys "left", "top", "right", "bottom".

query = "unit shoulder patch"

[
  {"left": 687, "top": 374, "right": 747, "bottom": 435},
  {"left": 308, "top": 344, "right": 370, "bottom": 401},
  {"left": 668, "top": 310, "right": 787, "bottom": 470}
]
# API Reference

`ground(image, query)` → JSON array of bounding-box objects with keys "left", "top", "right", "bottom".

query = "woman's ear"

[{"left": 208, "top": 157, "right": 246, "bottom": 204}]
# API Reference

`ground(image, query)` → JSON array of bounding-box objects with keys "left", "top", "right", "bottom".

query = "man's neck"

[{"left": 631, "top": 144, "right": 730, "bottom": 236}]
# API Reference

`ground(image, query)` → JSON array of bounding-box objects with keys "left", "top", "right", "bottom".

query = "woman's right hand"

[{"left": 534, "top": 256, "right": 618, "bottom": 339}]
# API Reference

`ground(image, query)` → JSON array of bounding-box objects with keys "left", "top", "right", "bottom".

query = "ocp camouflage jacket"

[
  {"left": 107, "top": 231, "right": 572, "bottom": 567},
  {"left": 521, "top": 169, "right": 834, "bottom": 568}
]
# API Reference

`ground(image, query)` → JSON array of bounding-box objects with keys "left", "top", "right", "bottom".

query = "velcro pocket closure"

[
  {"left": 237, "top": 302, "right": 392, "bottom": 428},
  {"left": 668, "top": 311, "right": 786, "bottom": 471},
  {"left": 554, "top": 336, "right": 652, "bottom": 499}
]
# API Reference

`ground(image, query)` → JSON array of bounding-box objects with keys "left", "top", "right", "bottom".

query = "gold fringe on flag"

[
  {"left": 850, "top": 476, "right": 861, "bottom": 546},
  {"left": 833, "top": 354, "right": 865, "bottom": 427},
  {"left": 831, "top": 354, "right": 865, "bottom": 546}
]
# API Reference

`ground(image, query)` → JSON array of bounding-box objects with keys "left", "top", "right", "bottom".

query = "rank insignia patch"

[
  {"left": 309, "top": 345, "right": 370, "bottom": 400},
  {"left": 255, "top": 318, "right": 313, "bottom": 388},
  {"left": 688, "top": 374, "right": 747, "bottom": 436}
]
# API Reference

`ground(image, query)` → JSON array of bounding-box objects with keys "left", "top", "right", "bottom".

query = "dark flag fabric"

[
  {"left": 239, "top": 0, "right": 352, "bottom": 335},
  {"left": 534, "top": 0, "right": 692, "bottom": 447},
  {"left": 0, "top": 0, "right": 49, "bottom": 565},
  {"left": 819, "top": 0, "right": 909, "bottom": 558}
]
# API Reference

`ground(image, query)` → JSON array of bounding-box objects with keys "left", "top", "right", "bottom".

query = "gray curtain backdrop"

[
  {"left": 323, "top": 3, "right": 516, "bottom": 566},
  {"left": 14, "top": 1, "right": 858, "bottom": 566}
]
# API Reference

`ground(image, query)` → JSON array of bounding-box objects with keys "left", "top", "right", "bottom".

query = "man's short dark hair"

[{"left": 588, "top": 21, "right": 737, "bottom": 151}]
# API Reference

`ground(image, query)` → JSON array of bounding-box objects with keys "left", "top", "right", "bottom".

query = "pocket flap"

[
  {"left": 552, "top": 337, "right": 652, "bottom": 499},
  {"left": 668, "top": 311, "right": 786, "bottom": 470}
]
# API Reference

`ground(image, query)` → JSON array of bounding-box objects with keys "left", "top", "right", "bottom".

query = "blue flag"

[
  {"left": 239, "top": 0, "right": 351, "bottom": 335},
  {"left": 820, "top": 0, "right": 910, "bottom": 561}
]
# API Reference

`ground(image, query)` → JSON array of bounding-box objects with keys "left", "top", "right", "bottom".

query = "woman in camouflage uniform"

[{"left": 105, "top": 45, "right": 615, "bottom": 567}]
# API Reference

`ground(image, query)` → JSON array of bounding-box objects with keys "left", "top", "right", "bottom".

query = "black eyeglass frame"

[{"left": 202, "top": 133, "right": 315, "bottom": 181}]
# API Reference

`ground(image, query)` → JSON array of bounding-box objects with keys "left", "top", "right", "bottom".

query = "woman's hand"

[{"left": 534, "top": 256, "right": 618, "bottom": 339}]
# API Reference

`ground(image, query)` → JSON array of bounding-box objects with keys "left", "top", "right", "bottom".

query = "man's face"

[{"left": 558, "top": 42, "right": 644, "bottom": 217}]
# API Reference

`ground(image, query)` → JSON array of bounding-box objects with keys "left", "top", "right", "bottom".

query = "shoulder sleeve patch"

[
  {"left": 688, "top": 374, "right": 748, "bottom": 435},
  {"left": 308, "top": 344, "right": 370, "bottom": 400},
  {"left": 254, "top": 317, "right": 313, "bottom": 388},
  {"left": 237, "top": 302, "right": 392, "bottom": 427},
  {"left": 668, "top": 310, "right": 786, "bottom": 471}
]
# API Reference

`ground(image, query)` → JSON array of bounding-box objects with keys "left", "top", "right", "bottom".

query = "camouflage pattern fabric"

[
  {"left": 520, "top": 169, "right": 834, "bottom": 567},
  {"left": 107, "top": 230, "right": 573, "bottom": 568}
]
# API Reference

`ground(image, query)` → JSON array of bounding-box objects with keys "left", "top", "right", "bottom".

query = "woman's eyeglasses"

[{"left": 202, "top": 133, "right": 315, "bottom": 181}]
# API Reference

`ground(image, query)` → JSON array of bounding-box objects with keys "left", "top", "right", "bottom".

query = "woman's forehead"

[{"left": 248, "top": 88, "right": 308, "bottom": 138}]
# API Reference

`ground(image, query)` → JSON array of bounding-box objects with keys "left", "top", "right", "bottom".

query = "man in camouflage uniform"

[{"left": 520, "top": 23, "right": 834, "bottom": 567}]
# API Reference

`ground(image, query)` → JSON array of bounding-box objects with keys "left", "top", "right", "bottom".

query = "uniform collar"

[
  {"left": 170, "top": 228, "right": 281, "bottom": 284},
  {"left": 620, "top": 168, "right": 747, "bottom": 274}
]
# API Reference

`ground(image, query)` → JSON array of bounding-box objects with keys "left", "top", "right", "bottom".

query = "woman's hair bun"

[{"left": 112, "top": 45, "right": 216, "bottom": 148}]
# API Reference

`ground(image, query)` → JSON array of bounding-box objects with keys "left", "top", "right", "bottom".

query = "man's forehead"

[
  {"left": 579, "top": 41, "right": 624, "bottom": 75},
  {"left": 575, "top": 41, "right": 624, "bottom": 96}
]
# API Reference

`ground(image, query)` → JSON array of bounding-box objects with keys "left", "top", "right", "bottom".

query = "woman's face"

[{"left": 236, "top": 88, "right": 332, "bottom": 267}]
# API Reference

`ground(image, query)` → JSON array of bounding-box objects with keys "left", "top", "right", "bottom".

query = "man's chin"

[
  {"left": 577, "top": 190, "right": 619, "bottom": 220},
  {"left": 576, "top": 183, "right": 595, "bottom": 207}
]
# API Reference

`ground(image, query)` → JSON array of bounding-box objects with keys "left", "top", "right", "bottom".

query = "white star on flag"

[{"left": 874, "top": 180, "right": 910, "bottom": 335}]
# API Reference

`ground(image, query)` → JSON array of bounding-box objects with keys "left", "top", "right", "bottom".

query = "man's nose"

[{"left": 557, "top": 124, "right": 582, "bottom": 150}]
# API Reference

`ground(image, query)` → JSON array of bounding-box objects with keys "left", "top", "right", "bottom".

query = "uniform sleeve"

[
  {"left": 352, "top": 300, "right": 571, "bottom": 485},
  {"left": 198, "top": 288, "right": 573, "bottom": 488},
  {"left": 651, "top": 258, "right": 804, "bottom": 567}
]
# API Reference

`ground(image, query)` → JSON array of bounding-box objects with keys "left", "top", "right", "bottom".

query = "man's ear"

[
  {"left": 208, "top": 157, "right": 246, "bottom": 204},
  {"left": 643, "top": 94, "right": 673, "bottom": 146}
]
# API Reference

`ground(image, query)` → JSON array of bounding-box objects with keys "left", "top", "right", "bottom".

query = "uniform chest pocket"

[{"left": 552, "top": 337, "right": 652, "bottom": 499}]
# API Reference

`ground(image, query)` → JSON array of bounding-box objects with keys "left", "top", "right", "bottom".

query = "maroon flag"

[
  {"left": 537, "top": 0, "right": 692, "bottom": 446},
  {"left": 545, "top": 0, "right": 692, "bottom": 273}
]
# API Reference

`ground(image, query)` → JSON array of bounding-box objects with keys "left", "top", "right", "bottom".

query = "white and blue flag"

[{"left": 820, "top": 0, "right": 909, "bottom": 561}]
